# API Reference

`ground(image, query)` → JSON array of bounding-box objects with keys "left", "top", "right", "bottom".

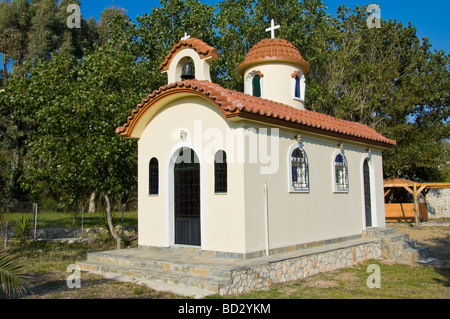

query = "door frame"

[{"left": 166, "top": 142, "right": 206, "bottom": 249}]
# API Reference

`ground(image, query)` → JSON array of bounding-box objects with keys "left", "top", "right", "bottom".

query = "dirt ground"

[
  {"left": 390, "top": 221, "right": 450, "bottom": 266},
  {"left": 6, "top": 221, "right": 450, "bottom": 299}
]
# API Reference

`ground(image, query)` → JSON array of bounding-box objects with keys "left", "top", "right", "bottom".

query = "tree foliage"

[
  {"left": 305, "top": 6, "right": 449, "bottom": 181},
  {"left": 0, "top": 0, "right": 449, "bottom": 213}
]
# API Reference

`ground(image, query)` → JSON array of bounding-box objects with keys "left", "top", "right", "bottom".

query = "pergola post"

[{"left": 413, "top": 183, "right": 420, "bottom": 229}]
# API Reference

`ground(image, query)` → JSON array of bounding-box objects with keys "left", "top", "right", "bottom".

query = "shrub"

[
  {"left": 0, "top": 250, "right": 27, "bottom": 297},
  {"left": 12, "top": 215, "right": 34, "bottom": 244}
]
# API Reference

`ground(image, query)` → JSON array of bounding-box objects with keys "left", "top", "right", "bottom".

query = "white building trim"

[{"left": 166, "top": 142, "right": 206, "bottom": 250}]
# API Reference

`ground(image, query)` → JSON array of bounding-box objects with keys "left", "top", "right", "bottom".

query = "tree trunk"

[
  {"left": 1, "top": 54, "right": 8, "bottom": 85},
  {"left": 104, "top": 195, "right": 121, "bottom": 250},
  {"left": 72, "top": 210, "right": 77, "bottom": 226},
  {"left": 88, "top": 192, "right": 96, "bottom": 213}
]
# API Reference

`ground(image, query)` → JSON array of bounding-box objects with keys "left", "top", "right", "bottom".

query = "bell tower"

[
  {"left": 238, "top": 20, "right": 310, "bottom": 110},
  {"left": 159, "top": 36, "right": 219, "bottom": 84}
]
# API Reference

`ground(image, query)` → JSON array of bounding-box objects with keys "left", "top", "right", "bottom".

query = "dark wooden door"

[
  {"left": 174, "top": 148, "right": 201, "bottom": 246},
  {"left": 363, "top": 159, "right": 373, "bottom": 228}
]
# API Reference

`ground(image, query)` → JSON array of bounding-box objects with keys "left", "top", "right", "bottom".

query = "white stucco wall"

[
  {"left": 136, "top": 94, "right": 387, "bottom": 256},
  {"left": 240, "top": 127, "right": 386, "bottom": 254},
  {"left": 137, "top": 95, "right": 247, "bottom": 253},
  {"left": 243, "top": 62, "right": 306, "bottom": 110}
]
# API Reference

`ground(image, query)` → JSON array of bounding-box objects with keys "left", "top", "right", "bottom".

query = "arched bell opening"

[{"left": 176, "top": 57, "right": 196, "bottom": 81}]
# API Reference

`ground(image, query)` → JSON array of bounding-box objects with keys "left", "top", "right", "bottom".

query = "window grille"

[
  {"left": 291, "top": 148, "right": 309, "bottom": 191},
  {"left": 214, "top": 151, "right": 227, "bottom": 193},
  {"left": 149, "top": 158, "right": 159, "bottom": 195},
  {"left": 335, "top": 154, "right": 349, "bottom": 191}
]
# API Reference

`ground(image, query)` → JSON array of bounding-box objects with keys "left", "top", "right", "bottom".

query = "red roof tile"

[
  {"left": 238, "top": 38, "right": 311, "bottom": 75},
  {"left": 116, "top": 80, "right": 396, "bottom": 148},
  {"left": 159, "top": 38, "right": 219, "bottom": 72}
]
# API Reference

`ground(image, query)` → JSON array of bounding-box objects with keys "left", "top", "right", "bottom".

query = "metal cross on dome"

[
  {"left": 266, "top": 19, "right": 280, "bottom": 39},
  {"left": 181, "top": 32, "right": 191, "bottom": 41}
]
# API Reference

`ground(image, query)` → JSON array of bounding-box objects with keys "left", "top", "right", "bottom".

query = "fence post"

[
  {"left": 121, "top": 204, "right": 124, "bottom": 238},
  {"left": 34, "top": 203, "right": 38, "bottom": 241},
  {"left": 81, "top": 205, "right": 84, "bottom": 239}
]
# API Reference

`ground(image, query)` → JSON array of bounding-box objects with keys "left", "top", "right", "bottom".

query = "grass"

[
  {"left": 2, "top": 211, "right": 138, "bottom": 230},
  {"left": 213, "top": 261, "right": 450, "bottom": 299},
  {"left": 1, "top": 240, "right": 182, "bottom": 299},
  {"left": 2, "top": 241, "right": 449, "bottom": 300},
  {"left": 1, "top": 223, "right": 449, "bottom": 300}
]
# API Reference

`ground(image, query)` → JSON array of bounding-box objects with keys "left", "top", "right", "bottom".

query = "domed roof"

[{"left": 237, "top": 38, "right": 310, "bottom": 75}]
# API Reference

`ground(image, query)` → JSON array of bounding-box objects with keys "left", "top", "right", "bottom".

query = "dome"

[{"left": 237, "top": 38, "right": 310, "bottom": 76}]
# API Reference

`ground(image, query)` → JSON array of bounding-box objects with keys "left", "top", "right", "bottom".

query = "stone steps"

[
  {"left": 77, "top": 256, "right": 230, "bottom": 298},
  {"left": 85, "top": 251, "right": 233, "bottom": 279},
  {"left": 76, "top": 227, "right": 432, "bottom": 297},
  {"left": 364, "top": 228, "right": 430, "bottom": 262},
  {"left": 363, "top": 227, "right": 397, "bottom": 239},
  {"left": 77, "top": 237, "right": 383, "bottom": 297}
]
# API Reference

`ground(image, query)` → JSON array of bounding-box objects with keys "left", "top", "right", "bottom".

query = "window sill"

[
  {"left": 214, "top": 192, "right": 227, "bottom": 195},
  {"left": 293, "top": 97, "right": 305, "bottom": 102},
  {"left": 333, "top": 189, "right": 349, "bottom": 194},
  {"left": 289, "top": 189, "right": 310, "bottom": 194}
]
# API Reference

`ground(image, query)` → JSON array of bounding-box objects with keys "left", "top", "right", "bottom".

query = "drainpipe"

[{"left": 264, "top": 183, "right": 270, "bottom": 257}]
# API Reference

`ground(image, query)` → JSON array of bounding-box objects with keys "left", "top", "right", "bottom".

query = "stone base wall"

[
  {"left": 427, "top": 189, "right": 450, "bottom": 219},
  {"left": 219, "top": 241, "right": 382, "bottom": 295}
]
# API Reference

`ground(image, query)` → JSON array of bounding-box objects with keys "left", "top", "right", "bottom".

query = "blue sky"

[{"left": 79, "top": 0, "right": 450, "bottom": 54}]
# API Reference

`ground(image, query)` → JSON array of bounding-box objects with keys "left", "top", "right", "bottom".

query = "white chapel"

[{"left": 116, "top": 25, "right": 396, "bottom": 259}]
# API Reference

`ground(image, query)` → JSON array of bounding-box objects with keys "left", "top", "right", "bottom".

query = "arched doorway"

[
  {"left": 363, "top": 158, "right": 373, "bottom": 228},
  {"left": 174, "top": 147, "right": 201, "bottom": 246}
]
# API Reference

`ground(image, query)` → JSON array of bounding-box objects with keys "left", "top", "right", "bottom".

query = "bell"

[{"left": 181, "top": 62, "right": 195, "bottom": 80}]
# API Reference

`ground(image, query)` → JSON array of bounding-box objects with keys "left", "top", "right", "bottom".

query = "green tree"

[
  {"left": 20, "top": 10, "right": 145, "bottom": 247},
  {"left": 0, "top": 0, "right": 32, "bottom": 84},
  {"left": 132, "top": 0, "right": 218, "bottom": 88},
  {"left": 306, "top": 5, "right": 450, "bottom": 182},
  {"left": 0, "top": 0, "right": 99, "bottom": 207}
]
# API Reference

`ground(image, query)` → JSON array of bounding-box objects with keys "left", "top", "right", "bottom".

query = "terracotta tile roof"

[
  {"left": 116, "top": 80, "right": 396, "bottom": 148},
  {"left": 238, "top": 38, "right": 311, "bottom": 75},
  {"left": 159, "top": 38, "right": 219, "bottom": 72}
]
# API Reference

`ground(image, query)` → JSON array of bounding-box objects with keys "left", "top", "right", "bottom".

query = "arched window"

[
  {"left": 214, "top": 150, "right": 227, "bottom": 193},
  {"left": 149, "top": 158, "right": 159, "bottom": 195},
  {"left": 295, "top": 76, "right": 301, "bottom": 99},
  {"left": 247, "top": 71, "right": 263, "bottom": 98},
  {"left": 252, "top": 75, "right": 261, "bottom": 98},
  {"left": 334, "top": 153, "right": 349, "bottom": 192},
  {"left": 293, "top": 71, "right": 306, "bottom": 101},
  {"left": 290, "top": 147, "right": 309, "bottom": 192}
]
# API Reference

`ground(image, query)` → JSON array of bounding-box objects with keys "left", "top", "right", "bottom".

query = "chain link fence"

[{"left": 0, "top": 200, "right": 138, "bottom": 246}]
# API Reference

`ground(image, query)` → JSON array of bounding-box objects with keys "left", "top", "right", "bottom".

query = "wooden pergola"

[{"left": 384, "top": 178, "right": 450, "bottom": 228}]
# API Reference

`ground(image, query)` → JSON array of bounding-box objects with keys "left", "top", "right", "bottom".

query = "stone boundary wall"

[
  {"left": 427, "top": 189, "right": 450, "bottom": 219},
  {"left": 0, "top": 226, "right": 137, "bottom": 240},
  {"left": 219, "top": 241, "right": 382, "bottom": 295}
]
